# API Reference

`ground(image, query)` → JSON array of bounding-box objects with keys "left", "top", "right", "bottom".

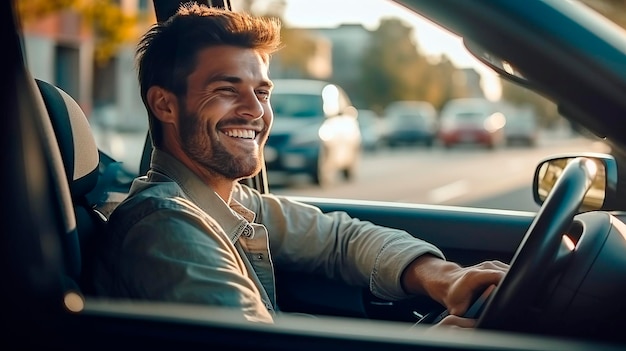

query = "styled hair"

[{"left": 136, "top": 2, "right": 282, "bottom": 147}]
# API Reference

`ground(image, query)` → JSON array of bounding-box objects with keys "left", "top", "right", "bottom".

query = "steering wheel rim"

[{"left": 476, "top": 157, "right": 599, "bottom": 331}]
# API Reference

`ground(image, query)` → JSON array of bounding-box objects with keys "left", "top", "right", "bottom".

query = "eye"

[
  {"left": 216, "top": 86, "right": 237, "bottom": 93},
  {"left": 256, "top": 90, "right": 271, "bottom": 101}
]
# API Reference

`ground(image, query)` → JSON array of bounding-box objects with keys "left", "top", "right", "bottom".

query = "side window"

[{"left": 267, "top": 0, "right": 606, "bottom": 212}]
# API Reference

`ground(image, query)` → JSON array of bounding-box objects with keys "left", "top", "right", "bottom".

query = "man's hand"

[
  {"left": 433, "top": 315, "right": 476, "bottom": 329},
  {"left": 401, "top": 255, "right": 509, "bottom": 318}
]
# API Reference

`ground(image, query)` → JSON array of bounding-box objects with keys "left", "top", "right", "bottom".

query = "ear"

[{"left": 146, "top": 86, "right": 179, "bottom": 124}]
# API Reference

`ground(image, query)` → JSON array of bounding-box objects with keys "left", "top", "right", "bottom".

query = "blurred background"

[{"left": 18, "top": 0, "right": 619, "bottom": 211}]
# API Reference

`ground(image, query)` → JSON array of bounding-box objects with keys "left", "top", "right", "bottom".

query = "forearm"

[{"left": 400, "top": 254, "right": 460, "bottom": 305}]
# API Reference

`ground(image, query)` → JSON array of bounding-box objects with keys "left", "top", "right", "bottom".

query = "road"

[
  {"left": 93, "top": 126, "right": 610, "bottom": 213},
  {"left": 271, "top": 131, "right": 610, "bottom": 212}
]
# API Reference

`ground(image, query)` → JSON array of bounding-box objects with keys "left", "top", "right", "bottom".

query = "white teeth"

[{"left": 224, "top": 129, "right": 256, "bottom": 139}]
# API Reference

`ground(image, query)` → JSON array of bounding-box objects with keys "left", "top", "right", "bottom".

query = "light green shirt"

[{"left": 93, "top": 149, "right": 444, "bottom": 323}]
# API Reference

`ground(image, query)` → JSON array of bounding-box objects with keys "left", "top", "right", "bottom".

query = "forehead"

[{"left": 189, "top": 45, "right": 270, "bottom": 82}]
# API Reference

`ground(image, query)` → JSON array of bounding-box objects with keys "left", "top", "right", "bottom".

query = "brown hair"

[{"left": 136, "top": 2, "right": 282, "bottom": 147}]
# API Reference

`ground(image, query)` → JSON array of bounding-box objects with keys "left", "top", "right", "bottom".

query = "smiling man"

[{"left": 92, "top": 1, "right": 507, "bottom": 326}]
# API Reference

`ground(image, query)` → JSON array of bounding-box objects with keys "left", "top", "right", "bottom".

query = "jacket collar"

[{"left": 148, "top": 148, "right": 255, "bottom": 243}]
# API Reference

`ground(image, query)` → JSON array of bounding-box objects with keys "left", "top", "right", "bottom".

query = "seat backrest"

[{"left": 36, "top": 79, "right": 103, "bottom": 296}]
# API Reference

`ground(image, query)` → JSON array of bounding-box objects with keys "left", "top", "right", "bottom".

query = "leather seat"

[{"left": 36, "top": 79, "right": 104, "bottom": 296}]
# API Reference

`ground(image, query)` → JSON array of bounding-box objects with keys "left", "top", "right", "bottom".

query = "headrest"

[{"left": 36, "top": 79, "right": 100, "bottom": 199}]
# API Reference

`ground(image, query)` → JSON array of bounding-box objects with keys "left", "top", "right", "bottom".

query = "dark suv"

[{"left": 264, "top": 79, "right": 361, "bottom": 187}]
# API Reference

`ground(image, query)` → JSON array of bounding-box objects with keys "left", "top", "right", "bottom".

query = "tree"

[
  {"left": 245, "top": 0, "right": 319, "bottom": 78},
  {"left": 273, "top": 28, "right": 319, "bottom": 78},
  {"left": 579, "top": 0, "right": 626, "bottom": 28},
  {"left": 359, "top": 18, "right": 459, "bottom": 113},
  {"left": 420, "top": 55, "right": 458, "bottom": 110},
  {"left": 360, "top": 19, "right": 422, "bottom": 111},
  {"left": 17, "top": 0, "right": 140, "bottom": 64}
]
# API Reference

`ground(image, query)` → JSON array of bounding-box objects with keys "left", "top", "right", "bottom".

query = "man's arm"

[{"left": 235, "top": 185, "right": 445, "bottom": 301}]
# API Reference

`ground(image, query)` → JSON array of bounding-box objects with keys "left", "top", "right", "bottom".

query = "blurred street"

[{"left": 270, "top": 129, "right": 608, "bottom": 211}]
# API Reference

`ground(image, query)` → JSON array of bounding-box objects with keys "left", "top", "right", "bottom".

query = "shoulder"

[
  {"left": 232, "top": 182, "right": 263, "bottom": 208},
  {"left": 107, "top": 179, "right": 203, "bottom": 233}
]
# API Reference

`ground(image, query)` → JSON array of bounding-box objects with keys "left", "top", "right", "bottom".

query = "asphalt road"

[{"left": 271, "top": 131, "right": 609, "bottom": 212}]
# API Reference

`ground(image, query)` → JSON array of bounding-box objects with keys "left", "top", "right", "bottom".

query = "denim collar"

[{"left": 148, "top": 148, "right": 255, "bottom": 244}]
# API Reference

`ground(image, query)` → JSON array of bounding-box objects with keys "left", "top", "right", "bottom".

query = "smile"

[{"left": 223, "top": 129, "right": 257, "bottom": 139}]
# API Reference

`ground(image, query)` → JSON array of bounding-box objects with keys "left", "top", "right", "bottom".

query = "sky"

[{"left": 258, "top": 0, "right": 502, "bottom": 100}]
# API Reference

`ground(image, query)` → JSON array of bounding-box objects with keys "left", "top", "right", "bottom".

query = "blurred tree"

[
  {"left": 17, "top": 0, "right": 140, "bottom": 65},
  {"left": 419, "top": 55, "right": 458, "bottom": 110},
  {"left": 359, "top": 18, "right": 459, "bottom": 113},
  {"left": 274, "top": 28, "right": 319, "bottom": 78},
  {"left": 580, "top": 0, "right": 626, "bottom": 28},
  {"left": 17, "top": 0, "right": 74, "bottom": 20},
  {"left": 360, "top": 19, "right": 425, "bottom": 112},
  {"left": 242, "top": 0, "right": 318, "bottom": 78}
]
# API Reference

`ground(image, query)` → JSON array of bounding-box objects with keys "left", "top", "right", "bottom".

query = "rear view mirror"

[{"left": 532, "top": 153, "right": 618, "bottom": 212}]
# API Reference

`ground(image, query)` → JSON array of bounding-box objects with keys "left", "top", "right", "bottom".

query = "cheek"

[
  {"left": 263, "top": 104, "right": 273, "bottom": 129},
  {"left": 194, "top": 101, "right": 226, "bottom": 130},
  {"left": 191, "top": 91, "right": 228, "bottom": 116}
]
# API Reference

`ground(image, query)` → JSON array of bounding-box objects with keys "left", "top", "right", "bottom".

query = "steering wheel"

[{"left": 475, "top": 157, "right": 599, "bottom": 331}]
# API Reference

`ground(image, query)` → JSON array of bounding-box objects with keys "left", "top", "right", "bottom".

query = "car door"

[{"left": 274, "top": 197, "right": 532, "bottom": 320}]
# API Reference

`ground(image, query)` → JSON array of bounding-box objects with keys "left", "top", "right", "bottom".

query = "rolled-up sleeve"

[{"left": 234, "top": 186, "right": 444, "bottom": 301}]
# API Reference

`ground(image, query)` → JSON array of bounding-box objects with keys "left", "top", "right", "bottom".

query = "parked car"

[
  {"left": 438, "top": 98, "right": 507, "bottom": 149},
  {"left": 504, "top": 105, "right": 539, "bottom": 147},
  {"left": 7, "top": 0, "right": 626, "bottom": 350},
  {"left": 357, "top": 109, "right": 386, "bottom": 152},
  {"left": 264, "top": 79, "right": 361, "bottom": 187},
  {"left": 383, "top": 100, "right": 438, "bottom": 147}
]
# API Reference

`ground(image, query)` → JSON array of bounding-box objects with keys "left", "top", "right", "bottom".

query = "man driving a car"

[{"left": 92, "top": 1, "right": 508, "bottom": 327}]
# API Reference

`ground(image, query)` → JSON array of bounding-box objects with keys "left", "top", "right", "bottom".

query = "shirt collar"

[{"left": 149, "top": 148, "right": 254, "bottom": 243}]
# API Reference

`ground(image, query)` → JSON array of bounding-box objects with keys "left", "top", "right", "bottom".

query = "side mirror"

[{"left": 532, "top": 153, "right": 618, "bottom": 212}]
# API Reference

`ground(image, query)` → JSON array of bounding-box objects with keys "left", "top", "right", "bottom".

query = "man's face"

[{"left": 177, "top": 45, "right": 273, "bottom": 180}]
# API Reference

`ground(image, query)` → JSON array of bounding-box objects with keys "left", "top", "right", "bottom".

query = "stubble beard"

[{"left": 179, "top": 110, "right": 262, "bottom": 180}]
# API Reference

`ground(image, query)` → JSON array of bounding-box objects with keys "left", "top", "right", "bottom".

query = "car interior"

[{"left": 5, "top": 0, "right": 626, "bottom": 350}]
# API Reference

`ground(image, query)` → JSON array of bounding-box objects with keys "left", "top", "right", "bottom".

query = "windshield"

[{"left": 271, "top": 93, "right": 324, "bottom": 118}]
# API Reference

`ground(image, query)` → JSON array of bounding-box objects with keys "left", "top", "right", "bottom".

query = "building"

[{"left": 310, "top": 24, "right": 373, "bottom": 107}]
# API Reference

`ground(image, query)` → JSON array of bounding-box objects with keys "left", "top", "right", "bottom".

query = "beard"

[{"left": 178, "top": 108, "right": 263, "bottom": 180}]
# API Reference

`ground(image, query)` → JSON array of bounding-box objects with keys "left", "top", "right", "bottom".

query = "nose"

[{"left": 237, "top": 89, "right": 264, "bottom": 120}]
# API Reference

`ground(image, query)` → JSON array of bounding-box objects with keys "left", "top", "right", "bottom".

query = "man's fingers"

[
  {"left": 436, "top": 315, "right": 476, "bottom": 328},
  {"left": 475, "top": 260, "right": 509, "bottom": 272}
]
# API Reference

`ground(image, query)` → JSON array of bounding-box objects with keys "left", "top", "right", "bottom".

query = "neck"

[
  {"left": 189, "top": 161, "right": 236, "bottom": 204},
  {"left": 162, "top": 147, "right": 236, "bottom": 204}
]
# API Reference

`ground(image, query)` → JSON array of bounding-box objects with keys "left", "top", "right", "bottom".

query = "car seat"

[{"left": 35, "top": 79, "right": 118, "bottom": 300}]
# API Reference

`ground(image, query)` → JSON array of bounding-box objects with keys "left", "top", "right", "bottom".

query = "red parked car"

[{"left": 438, "top": 98, "right": 506, "bottom": 149}]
